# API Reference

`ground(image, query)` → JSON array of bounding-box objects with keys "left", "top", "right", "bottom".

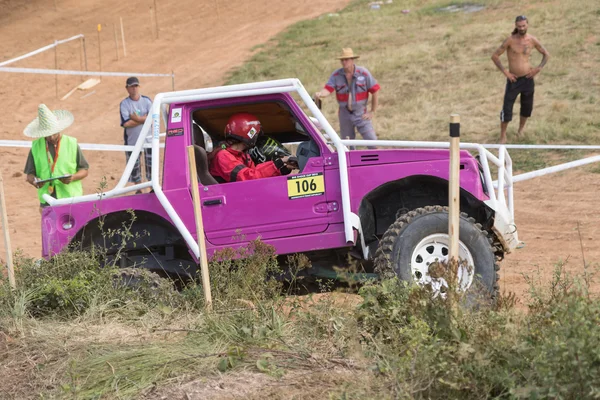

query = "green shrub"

[
  {"left": 181, "top": 240, "right": 283, "bottom": 310},
  {"left": 346, "top": 265, "right": 600, "bottom": 399},
  {"left": 0, "top": 250, "right": 180, "bottom": 320}
]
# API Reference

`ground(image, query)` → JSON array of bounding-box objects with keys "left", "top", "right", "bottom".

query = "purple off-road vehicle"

[{"left": 40, "top": 79, "right": 518, "bottom": 296}]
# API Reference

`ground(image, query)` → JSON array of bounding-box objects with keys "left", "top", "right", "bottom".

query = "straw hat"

[
  {"left": 336, "top": 48, "right": 360, "bottom": 59},
  {"left": 23, "top": 104, "right": 74, "bottom": 138}
]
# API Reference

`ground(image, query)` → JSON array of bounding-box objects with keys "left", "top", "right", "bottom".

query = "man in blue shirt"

[{"left": 119, "top": 77, "right": 153, "bottom": 190}]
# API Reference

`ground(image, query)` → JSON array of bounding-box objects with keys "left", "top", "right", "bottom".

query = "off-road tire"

[{"left": 374, "top": 205, "right": 500, "bottom": 298}]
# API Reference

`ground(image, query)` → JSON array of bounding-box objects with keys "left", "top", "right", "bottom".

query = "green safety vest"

[{"left": 32, "top": 135, "right": 83, "bottom": 204}]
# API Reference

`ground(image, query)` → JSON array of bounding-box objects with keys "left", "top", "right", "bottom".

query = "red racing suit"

[{"left": 209, "top": 145, "right": 285, "bottom": 182}]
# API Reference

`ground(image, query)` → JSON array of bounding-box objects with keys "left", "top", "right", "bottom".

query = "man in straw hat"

[
  {"left": 315, "top": 48, "right": 380, "bottom": 148},
  {"left": 23, "top": 104, "right": 88, "bottom": 208}
]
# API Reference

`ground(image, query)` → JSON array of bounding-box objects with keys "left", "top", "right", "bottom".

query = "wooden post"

[
  {"left": 448, "top": 114, "right": 461, "bottom": 264},
  {"left": 81, "top": 37, "right": 89, "bottom": 74},
  {"left": 171, "top": 71, "right": 175, "bottom": 91},
  {"left": 97, "top": 24, "right": 102, "bottom": 77},
  {"left": 113, "top": 23, "right": 119, "bottom": 60},
  {"left": 120, "top": 17, "right": 127, "bottom": 57},
  {"left": 150, "top": 8, "right": 156, "bottom": 39},
  {"left": 186, "top": 146, "right": 212, "bottom": 310},
  {"left": 78, "top": 37, "right": 84, "bottom": 81},
  {"left": 153, "top": 0, "right": 160, "bottom": 39},
  {"left": 54, "top": 41, "right": 59, "bottom": 98},
  {"left": 0, "top": 170, "right": 16, "bottom": 289}
]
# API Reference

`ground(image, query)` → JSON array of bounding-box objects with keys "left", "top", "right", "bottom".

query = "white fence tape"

[
  {"left": 2, "top": 139, "right": 599, "bottom": 153},
  {"left": 511, "top": 155, "right": 600, "bottom": 183},
  {"left": 484, "top": 144, "right": 600, "bottom": 150},
  {"left": 0, "top": 34, "right": 84, "bottom": 67},
  {"left": 0, "top": 140, "right": 164, "bottom": 152},
  {"left": 0, "top": 66, "right": 172, "bottom": 78},
  {"left": 4, "top": 139, "right": 600, "bottom": 152}
]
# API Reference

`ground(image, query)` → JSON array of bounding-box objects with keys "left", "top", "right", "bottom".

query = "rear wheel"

[{"left": 374, "top": 206, "right": 499, "bottom": 299}]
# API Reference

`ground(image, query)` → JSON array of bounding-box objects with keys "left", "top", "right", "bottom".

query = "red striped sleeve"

[
  {"left": 324, "top": 85, "right": 334, "bottom": 93},
  {"left": 368, "top": 83, "right": 381, "bottom": 93}
]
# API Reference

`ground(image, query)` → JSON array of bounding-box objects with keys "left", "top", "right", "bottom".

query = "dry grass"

[
  {"left": 0, "top": 310, "right": 200, "bottom": 399},
  {"left": 228, "top": 0, "right": 600, "bottom": 165}
]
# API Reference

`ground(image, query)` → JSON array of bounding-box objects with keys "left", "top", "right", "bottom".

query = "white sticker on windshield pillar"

[{"left": 170, "top": 107, "right": 182, "bottom": 123}]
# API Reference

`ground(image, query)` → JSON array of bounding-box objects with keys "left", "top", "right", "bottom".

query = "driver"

[{"left": 209, "top": 113, "right": 297, "bottom": 182}]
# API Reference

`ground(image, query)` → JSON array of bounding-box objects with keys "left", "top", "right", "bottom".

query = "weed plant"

[{"left": 1, "top": 244, "right": 600, "bottom": 398}]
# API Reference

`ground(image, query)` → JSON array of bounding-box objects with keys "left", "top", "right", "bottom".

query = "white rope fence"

[
  {"left": 484, "top": 144, "right": 600, "bottom": 150},
  {"left": 0, "top": 33, "right": 175, "bottom": 89},
  {"left": 0, "top": 66, "right": 173, "bottom": 78},
  {"left": 0, "top": 34, "right": 84, "bottom": 67},
  {"left": 1, "top": 140, "right": 598, "bottom": 153},
  {"left": 0, "top": 139, "right": 164, "bottom": 152}
]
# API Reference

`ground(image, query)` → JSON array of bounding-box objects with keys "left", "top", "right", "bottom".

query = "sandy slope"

[
  {"left": 499, "top": 168, "right": 600, "bottom": 302},
  {"left": 1, "top": 0, "right": 599, "bottom": 305}
]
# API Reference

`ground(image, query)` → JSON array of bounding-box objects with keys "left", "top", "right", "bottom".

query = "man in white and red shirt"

[{"left": 315, "top": 48, "right": 380, "bottom": 147}]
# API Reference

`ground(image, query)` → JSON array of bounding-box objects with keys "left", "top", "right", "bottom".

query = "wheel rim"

[{"left": 410, "top": 233, "right": 475, "bottom": 297}]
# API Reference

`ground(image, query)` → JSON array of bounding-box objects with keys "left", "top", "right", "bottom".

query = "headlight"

[{"left": 59, "top": 214, "right": 75, "bottom": 231}]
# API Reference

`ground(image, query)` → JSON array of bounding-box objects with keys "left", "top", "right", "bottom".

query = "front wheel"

[{"left": 374, "top": 206, "right": 499, "bottom": 299}]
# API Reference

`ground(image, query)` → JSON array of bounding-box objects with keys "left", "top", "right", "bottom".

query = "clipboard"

[{"left": 34, "top": 174, "right": 72, "bottom": 185}]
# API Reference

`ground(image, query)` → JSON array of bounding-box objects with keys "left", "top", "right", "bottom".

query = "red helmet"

[{"left": 224, "top": 113, "right": 262, "bottom": 147}]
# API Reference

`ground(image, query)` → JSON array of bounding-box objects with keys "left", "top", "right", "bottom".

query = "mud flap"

[{"left": 349, "top": 213, "right": 369, "bottom": 259}]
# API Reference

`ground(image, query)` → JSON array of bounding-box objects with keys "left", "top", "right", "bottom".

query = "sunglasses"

[{"left": 515, "top": 15, "right": 527, "bottom": 22}]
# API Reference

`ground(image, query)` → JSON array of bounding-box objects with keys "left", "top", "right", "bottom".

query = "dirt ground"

[
  {"left": 1, "top": 0, "right": 600, "bottom": 309},
  {"left": 0, "top": 0, "right": 349, "bottom": 255}
]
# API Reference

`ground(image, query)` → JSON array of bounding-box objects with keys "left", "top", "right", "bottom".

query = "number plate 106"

[{"left": 287, "top": 172, "right": 325, "bottom": 200}]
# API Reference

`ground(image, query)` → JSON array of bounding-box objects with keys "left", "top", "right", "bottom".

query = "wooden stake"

[
  {"left": 97, "top": 24, "right": 102, "bottom": 76},
  {"left": 78, "top": 37, "right": 83, "bottom": 80},
  {"left": 82, "top": 37, "right": 89, "bottom": 74},
  {"left": 153, "top": 0, "right": 160, "bottom": 39},
  {"left": 54, "top": 41, "right": 59, "bottom": 98},
  {"left": 0, "top": 170, "right": 15, "bottom": 289},
  {"left": 171, "top": 71, "right": 175, "bottom": 91},
  {"left": 150, "top": 8, "right": 156, "bottom": 39},
  {"left": 120, "top": 17, "right": 127, "bottom": 57},
  {"left": 448, "top": 114, "right": 461, "bottom": 264},
  {"left": 113, "top": 23, "right": 119, "bottom": 60},
  {"left": 186, "top": 146, "right": 212, "bottom": 310}
]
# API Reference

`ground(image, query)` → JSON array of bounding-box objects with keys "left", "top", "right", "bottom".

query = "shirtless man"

[{"left": 491, "top": 16, "right": 550, "bottom": 143}]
